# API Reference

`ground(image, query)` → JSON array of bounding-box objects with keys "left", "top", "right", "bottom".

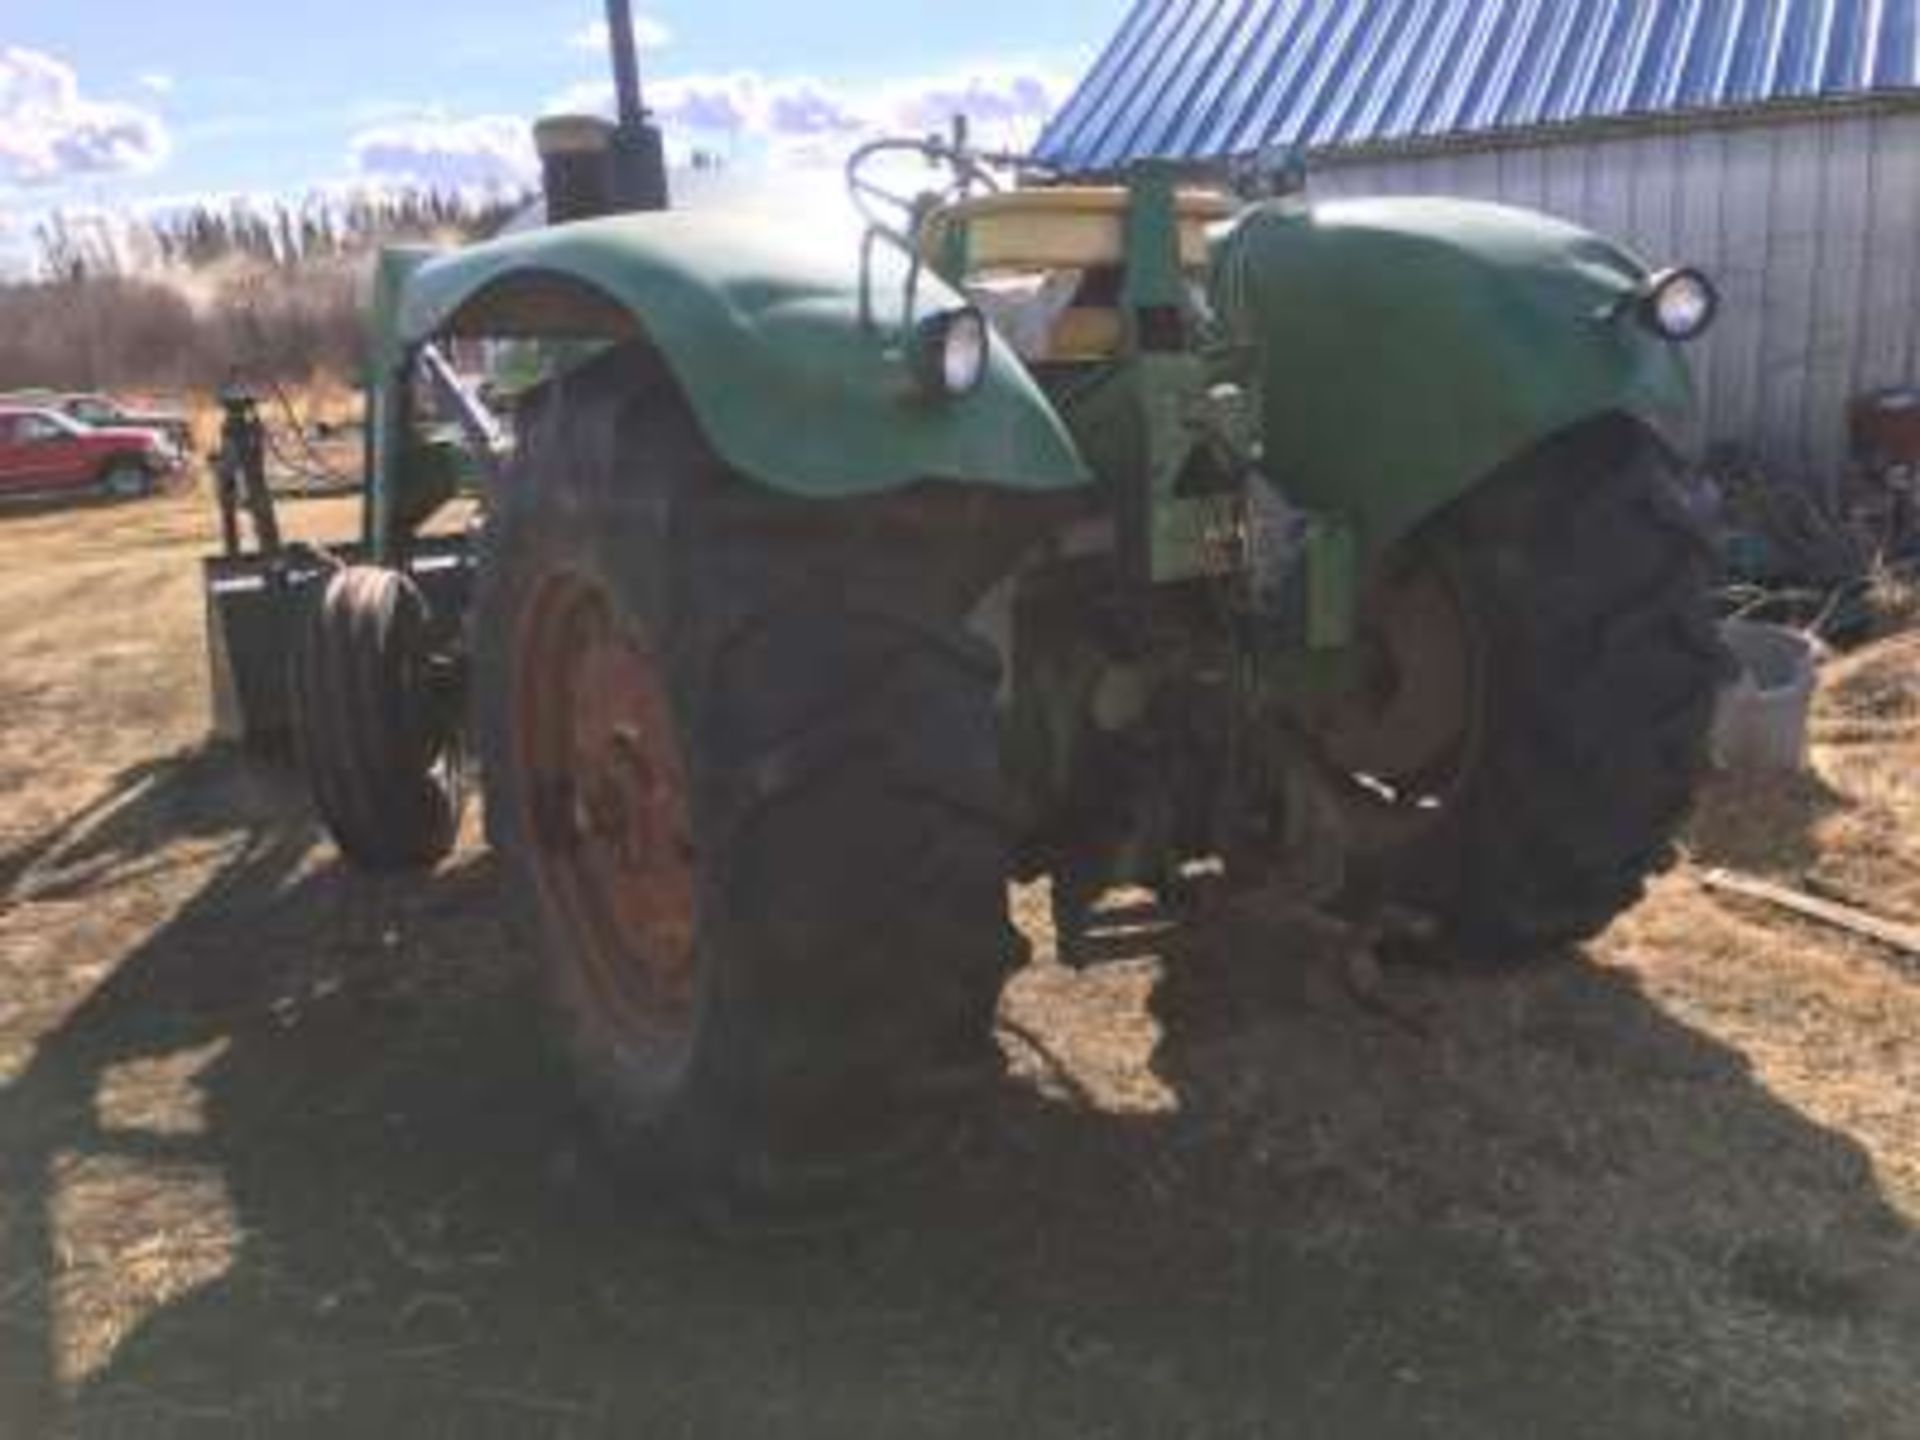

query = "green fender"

[
  {"left": 1212, "top": 196, "right": 1699, "bottom": 559},
  {"left": 385, "top": 213, "right": 1088, "bottom": 499}
]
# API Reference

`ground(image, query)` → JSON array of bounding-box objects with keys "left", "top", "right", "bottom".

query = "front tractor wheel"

[
  {"left": 1308, "top": 422, "right": 1723, "bottom": 963},
  {"left": 290, "top": 564, "right": 465, "bottom": 872},
  {"left": 474, "top": 346, "right": 1036, "bottom": 1216}
]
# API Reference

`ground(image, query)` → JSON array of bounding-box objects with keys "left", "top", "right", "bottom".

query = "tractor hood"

[{"left": 385, "top": 211, "right": 1089, "bottom": 500}]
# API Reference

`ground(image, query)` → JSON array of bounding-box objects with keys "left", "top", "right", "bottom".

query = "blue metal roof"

[{"left": 1035, "top": 0, "right": 1920, "bottom": 171}]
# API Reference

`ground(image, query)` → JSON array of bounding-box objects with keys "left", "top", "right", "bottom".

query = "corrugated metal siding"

[
  {"left": 1309, "top": 109, "right": 1920, "bottom": 485},
  {"left": 1036, "top": 0, "right": 1920, "bottom": 172}
]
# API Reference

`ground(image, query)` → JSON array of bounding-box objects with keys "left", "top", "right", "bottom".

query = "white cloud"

[
  {"left": 569, "top": 14, "right": 673, "bottom": 54},
  {"left": 0, "top": 46, "right": 170, "bottom": 185},
  {"left": 138, "top": 71, "right": 176, "bottom": 96},
  {"left": 882, "top": 70, "right": 1060, "bottom": 135},
  {"left": 347, "top": 112, "right": 538, "bottom": 192},
  {"left": 758, "top": 78, "right": 866, "bottom": 138},
  {"left": 546, "top": 60, "right": 1068, "bottom": 161}
]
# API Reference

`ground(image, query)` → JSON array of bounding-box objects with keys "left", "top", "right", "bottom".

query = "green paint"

[
  {"left": 1126, "top": 167, "right": 1239, "bottom": 585},
  {"left": 1120, "top": 162, "right": 1188, "bottom": 317},
  {"left": 1212, "top": 195, "right": 1697, "bottom": 564},
  {"left": 1136, "top": 355, "right": 1217, "bottom": 583},
  {"left": 933, "top": 212, "right": 970, "bottom": 288},
  {"left": 389, "top": 212, "right": 1090, "bottom": 502},
  {"left": 365, "top": 183, "right": 1696, "bottom": 613},
  {"left": 1036, "top": 165, "right": 1252, "bottom": 587},
  {"left": 1304, "top": 515, "right": 1357, "bottom": 651},
  {"left": 368, "top": 246, "right": 436, "bottom": 561}
]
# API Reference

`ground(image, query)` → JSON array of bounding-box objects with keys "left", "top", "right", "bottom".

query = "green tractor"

[{"left": 253, "top": 14, "right": 1723, "bottom": 1210}]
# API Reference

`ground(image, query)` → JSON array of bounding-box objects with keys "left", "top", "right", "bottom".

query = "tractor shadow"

[
  {"left": 0, "top": 751, "right": 1911, "bottom": 1438},
  {"left": 0, "top": 747, "right": 280, "bottom": 902}
]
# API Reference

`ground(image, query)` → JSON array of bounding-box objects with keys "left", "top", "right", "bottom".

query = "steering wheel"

[{"left": 844, "top": 136, "right": 1003, "bottom": 248}]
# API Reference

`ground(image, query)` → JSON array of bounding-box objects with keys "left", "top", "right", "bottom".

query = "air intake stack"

[{"left": 534, "top": 0, "right": 669, "bottom": 221}]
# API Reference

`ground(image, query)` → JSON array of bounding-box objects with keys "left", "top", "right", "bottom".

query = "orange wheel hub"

[{"left": 515, "top": 573, "right": 697, "bottom": 1042}]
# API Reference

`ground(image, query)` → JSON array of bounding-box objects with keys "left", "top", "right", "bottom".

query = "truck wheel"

[
  {"left": 99, "top": 459, "right": 152, "bottom": 499},
  {"left": 472, "top": 346, "right": 1036, "bottom": 1218},
  {"left": 290, "top": 565, "right": 464, "bottom": 871},
  {"left": 1308, "top": 421, "right": 1722, "bottom": 963}
]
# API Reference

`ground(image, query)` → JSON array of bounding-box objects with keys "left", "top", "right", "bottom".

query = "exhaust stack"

[{"left": 603, "top": 0, "right": 669, "bottom": 212}]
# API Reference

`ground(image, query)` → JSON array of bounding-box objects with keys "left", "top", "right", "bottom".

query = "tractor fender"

[
  {"left": 1212, "top": 196, "right": 1699, "bottom": 561},
  {"left": 384, "top": 214, "right": 1090, "bottom": 500}
]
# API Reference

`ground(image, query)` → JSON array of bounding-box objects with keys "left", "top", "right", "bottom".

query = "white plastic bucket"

[{"left": 1710, "top": 619, "right": 1820, "bottom": 772}]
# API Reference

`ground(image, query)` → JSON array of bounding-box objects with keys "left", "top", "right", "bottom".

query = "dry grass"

[
  {"left": 1859, "top": 558, "right": 1920, "bottom": 637},
  {"left": 0, "top": 490, "right": 1916, "bottom": 1437}
]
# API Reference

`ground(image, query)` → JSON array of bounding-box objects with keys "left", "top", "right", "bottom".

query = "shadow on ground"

[
  {"left": 0, "top": 749, "right": 265, "bottom": 900},
  {"left": 0, "top": 748, "right": 1910, "bottom": 1439}
]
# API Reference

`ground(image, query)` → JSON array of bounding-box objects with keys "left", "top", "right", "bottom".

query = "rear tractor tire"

[
  {"left": 1306, "top": 421, "right": 1724, "bottom": 963},
  {"left": 290, "top": 564, "right": 465, "bottom": 872},
  {"left": 473, "top": 345, "right": 1042, "bottom": 1219}
]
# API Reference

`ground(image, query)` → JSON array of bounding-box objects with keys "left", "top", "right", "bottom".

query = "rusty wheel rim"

[
  {"left": 1315, "top": 554, "right": 1484, "bottom": 822},
  {"left": 515, "top": 571, "right": 698, "bottom": 1047}
]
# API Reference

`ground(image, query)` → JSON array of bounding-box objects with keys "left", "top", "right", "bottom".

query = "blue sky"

[{"left": 0, "top": 0, "right": 1119, "bottom": 272}]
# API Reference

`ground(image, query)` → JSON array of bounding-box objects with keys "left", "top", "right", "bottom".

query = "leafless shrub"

[{"left": 1, "top": 188, "right": 528, "bottom": 393}]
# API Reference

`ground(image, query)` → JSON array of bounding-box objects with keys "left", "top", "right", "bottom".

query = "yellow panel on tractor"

[
  {"left": 1043, "top": 308, "right": 1124, "bottom": 359},
  {"left": 924, "top": 186, "right": 1236, "bottom": 272}
]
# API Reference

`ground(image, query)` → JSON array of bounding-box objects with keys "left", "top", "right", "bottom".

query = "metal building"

[{"left": 1035, "top": 0, "right": 1920, "bottom": 486}]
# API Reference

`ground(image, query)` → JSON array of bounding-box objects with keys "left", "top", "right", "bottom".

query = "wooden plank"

[{"left": 1699, "top": 867, "right": 1920, "bottom": 958}]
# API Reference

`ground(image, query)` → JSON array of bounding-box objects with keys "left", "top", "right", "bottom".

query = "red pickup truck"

[{"left": 0, "top": 406, "right": 177, "bottom": 500}]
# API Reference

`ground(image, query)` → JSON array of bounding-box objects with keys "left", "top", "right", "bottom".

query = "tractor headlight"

[
  {"left": 1641, "top": 267, "right": 1718, "bottom": 342},
  {"left": 908, "top": 306, "right": 989, "bottom": 398}
]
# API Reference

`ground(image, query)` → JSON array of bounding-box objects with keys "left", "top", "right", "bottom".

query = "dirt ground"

[{"left": 1, "top": 487, "right": 1916, "bottom": 1439}]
